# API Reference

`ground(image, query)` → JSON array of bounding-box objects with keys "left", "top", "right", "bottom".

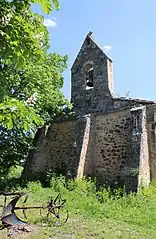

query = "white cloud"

[
  {"left": 43, "top": 18, "right": 57, "bottom": 28},
  {"left": 52, "top": 17, "right": 57, "bottom": 22},
  {"left": 102, "top": 45, "right": 112, "bottom": 51}
]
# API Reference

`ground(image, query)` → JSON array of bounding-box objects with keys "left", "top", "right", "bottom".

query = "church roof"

[{"left": 114, "top": 97, "right": 156, "bottom": 104}]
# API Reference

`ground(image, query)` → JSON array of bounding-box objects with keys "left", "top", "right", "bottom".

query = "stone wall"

[
  {"left": 107, "top": 59, "right": 114, "bottom": 97},
  {"left": 93, "top": 106, "right": 150, "bottom": 190},
  {"left": 137, "top": 107, "right": 150, "bottom": 188},
  {"left": 77, "top": 114, "right": 92, "bottom": 178},
  {"left": 71, "top": 34, "right": 114, "bottom": 116},
  {"left": 22, "top": 124, "right": 51, "bottom": 179},
  {"left": 146, "top": 105, "right": 156, "bottom": 180},
  {"left": 94, "top": 109, "right": 132, "bottom": 187},
  {"left": 22, "top": 115, "right": 94, "bottom": 180},
  {"left": 23, "top": 106, "right": 152, "bottom": 191}
]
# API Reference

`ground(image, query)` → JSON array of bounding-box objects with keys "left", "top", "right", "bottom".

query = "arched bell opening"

[{"left": 84, "top": 63, "right": 94, "bottom": 90}]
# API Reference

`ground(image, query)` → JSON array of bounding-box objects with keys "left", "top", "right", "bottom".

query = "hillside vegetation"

[{"left": 0, "top": 171, "right": 156, "bottom": 239}]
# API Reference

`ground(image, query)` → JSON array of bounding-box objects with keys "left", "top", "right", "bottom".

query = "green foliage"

[
  {"left": 38, "top": 178, "right": 156, "bottom": 229},
  {"left": 0, "top": 0, "right": 71, "bottom": 177},
  {"left": 0, "top": 53, "right": 70, "bottom": 176},
  {"left": 0, "top": 98, "right": 44, "bottom": 131},
  {"left": 0, "top": 1, "right": 48, "bottom": 68},
  {"left": 7, "top": 165, "right": 23, "bottom": 179},
  {"left": 33, "top": 0, "right": 60, "bottom": 13}
]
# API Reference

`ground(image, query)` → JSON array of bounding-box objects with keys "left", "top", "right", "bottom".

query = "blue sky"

[{"left": 32, "top": 0, "right": 156, "bottom": 101}]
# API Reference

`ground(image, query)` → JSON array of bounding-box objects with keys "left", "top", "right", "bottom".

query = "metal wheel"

[
  {"left": 47, "top": 205, "right": 69, "bottom": 226},
  {"left": 40, "top": 193, "right": 69, "bottom": 226}
]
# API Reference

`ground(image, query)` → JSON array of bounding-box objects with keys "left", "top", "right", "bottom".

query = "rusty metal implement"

[{"left": 0, "top": 191, "right": 68, "bottom": 230}]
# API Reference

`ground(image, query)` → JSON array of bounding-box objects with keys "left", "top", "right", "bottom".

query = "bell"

[
  {"left": 86, "top": 79, "right": 93, "bottom": 87},
  {"left": 86, "top": 69, "right": 93, "bottom": 87}
]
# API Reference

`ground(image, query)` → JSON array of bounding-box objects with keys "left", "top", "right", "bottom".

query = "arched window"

[{"left": 84, "top": 63, "right": 94, "bottom": 90}]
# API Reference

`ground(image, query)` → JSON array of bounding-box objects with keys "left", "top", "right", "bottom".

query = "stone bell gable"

[{"left": 71, "top": 32, "right": 114, "bottom": 116}]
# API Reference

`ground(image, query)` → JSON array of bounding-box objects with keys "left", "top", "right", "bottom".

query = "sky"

[{"left": 32, "top": 0, "right": 156, "bottom": 101}]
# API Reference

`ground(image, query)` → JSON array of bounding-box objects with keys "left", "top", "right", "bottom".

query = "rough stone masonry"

[{"left": 22, "top": 32, "right": 156, "bottom": 191}]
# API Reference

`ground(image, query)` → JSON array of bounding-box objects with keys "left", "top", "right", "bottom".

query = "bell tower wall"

[{"left": 71, "top": 33, "right": 114, "bottom": 116}]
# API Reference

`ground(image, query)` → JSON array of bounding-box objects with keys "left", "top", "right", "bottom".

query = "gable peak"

[
  {"left": 71, "top": 32, "right": 112, "bottom": 70},
  {"left": 87, "top": 31, "right": 93, "bottom": 37}
]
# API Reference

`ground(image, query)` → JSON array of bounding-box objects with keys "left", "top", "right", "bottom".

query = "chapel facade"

[{"left": 23, "top": 32, "right": 156, "bottom": 191}]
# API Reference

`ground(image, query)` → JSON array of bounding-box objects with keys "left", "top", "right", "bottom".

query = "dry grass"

[{"left": 0, "top": 216, "right": 155, "bottom": 239}]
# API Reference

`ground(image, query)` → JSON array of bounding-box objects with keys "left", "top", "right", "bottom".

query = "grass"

[{"left": 0, "top": 175, "right": 156, "bottom": 238}]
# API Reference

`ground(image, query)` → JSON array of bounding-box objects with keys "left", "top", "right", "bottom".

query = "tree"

[
  {"left": 0, "top": 0, "right": 60, "bottom": 69},
  {"left": 0, "top": 52, "right": 70, "bottom": 176},
  {"left": 33, "top": 0, "right": 60, "bottom": 13},
  {"left": 0, "top": 0, "right": 71, "bottom": 176}
]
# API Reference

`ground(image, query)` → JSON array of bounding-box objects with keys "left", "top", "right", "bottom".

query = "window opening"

[
  {"left": 84, "top": 63, "right": 94, "bottom": 90},
  {"left": 86, "top": 68, "right": 93, "bottom": 87}
]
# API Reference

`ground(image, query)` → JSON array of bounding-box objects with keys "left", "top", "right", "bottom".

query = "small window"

[
  {"left": 132, "top": 113, "right": 140, "bottom": 133},
  {"left": 133, "top": 115, "right": 139, "bottom": 130}
]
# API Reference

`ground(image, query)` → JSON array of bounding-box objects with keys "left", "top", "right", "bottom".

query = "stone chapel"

[{"left": 23, "top": 32, "right": 156, "bottom": 191}]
